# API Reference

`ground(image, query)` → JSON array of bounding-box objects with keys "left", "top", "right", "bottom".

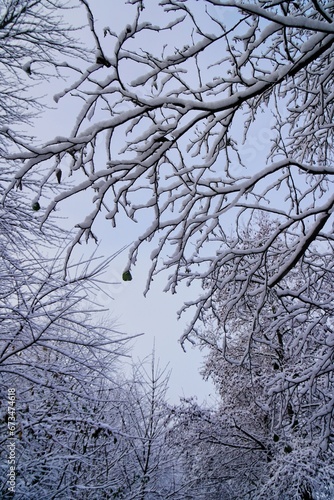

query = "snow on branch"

[{"left": 2, "top": 0, "right": 333, "bottom": 345}]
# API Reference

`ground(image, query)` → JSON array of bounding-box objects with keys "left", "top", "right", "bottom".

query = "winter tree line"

[{"left": 0, "top": 0, "right": 334, "bottom": 498}]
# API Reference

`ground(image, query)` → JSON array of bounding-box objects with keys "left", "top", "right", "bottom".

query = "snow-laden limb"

[
  {"left": 2, "top": 0, "right": 334, "bottom": 346},
  {"left": 207, "top": 0, "right": 334, "bottom": 32}
]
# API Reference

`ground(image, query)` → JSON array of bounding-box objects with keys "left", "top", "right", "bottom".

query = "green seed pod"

[
  {"left": 32, "top": 202, "right": 41, "bottom": 211},
  {"left": 122, "top": 270, "right": 132, "bottom": 282}
]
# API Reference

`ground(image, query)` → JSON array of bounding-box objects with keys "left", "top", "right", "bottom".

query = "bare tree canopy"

[
  {"left": 195, "top": 218, "right": 334, "bottom": 498},
  {"left": 0, "top": 0, "right": 89, "bottom": 148},
  {"left": 1, "top": 2, "right": 334, "bottom": 497},
  {"left": 2, "top": 0, "right": 334, "bottom": 338}
]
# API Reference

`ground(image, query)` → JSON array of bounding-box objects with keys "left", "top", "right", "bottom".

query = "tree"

[
  {"left": 168, "top": 396, "right": 236, "bottom": 499},
  {"left": 1, "top": 372, "right": 118, "bottom": 498},
  {"left": 1, "top": 1, "right": 334, "bottom": 495},
  {"left": 0, "top": 106, "right": 132, "bottom": 498},
  {"left": 0, "top": 191, "right": 134, "bottom": 497},
  {"left": 110, "top": 355, "right": 184, "bottom": 500},
  {"left": 0, "top": 2, "right": 156, "bottom": 498},
  {"left": 0, "top": 0, "right": 89, "bottom": 151},
  {"left": 0, "top": 194, "right": 129, "bottom": 386},
  {"left": 196, "top": 218, "right": 334, "bottom": 498},
  {"left": 2, "top": 0, "right": 333, "bottom": 341}
]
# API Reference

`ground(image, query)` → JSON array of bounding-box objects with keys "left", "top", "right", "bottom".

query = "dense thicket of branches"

[
  {"left": 0, "top": 0, "right": 89, "bottom": 151},
  {"left": 1, "top": 0, "right": 334, "bottom": 498},
  {"left": 0, "top": 2, "right": 126, "bottom": 497},
  {"left": 195, "top": 218, "right": 334, "bottom": 498},
  {"left": 3, "top": 0, "right": 333, "bottom": 336},
  {"left": 0, "top": 187, "right": 136, "bottom": 497}
]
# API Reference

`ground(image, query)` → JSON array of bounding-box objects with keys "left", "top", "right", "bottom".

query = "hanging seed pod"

[
  {"left": 122, "top": 270, "right": 132, "bottom": 281},
  {"left": 32, "top": 202, "right": 41, "bottom": 211}
]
